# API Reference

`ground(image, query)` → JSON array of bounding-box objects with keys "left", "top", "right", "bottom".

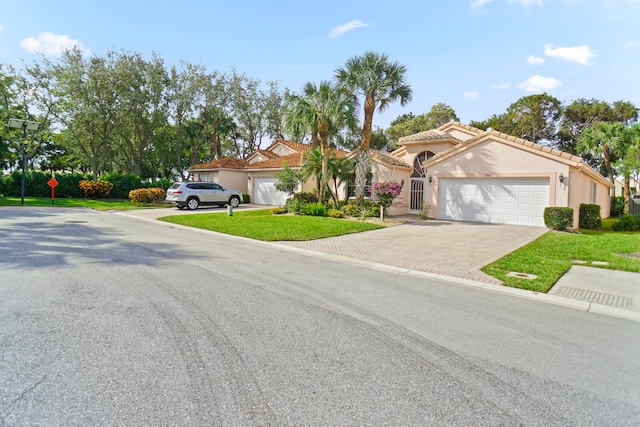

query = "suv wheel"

[
  {"left": 186, "top": 197, "right": 200, "bottom": 210},
  {"left": 229, "top": 196, "right": 240, "bottom": 208}
]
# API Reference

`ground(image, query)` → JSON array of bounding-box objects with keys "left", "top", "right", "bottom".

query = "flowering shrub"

[
  {"left": 370, "top": 181, "right": 403, "bottom": 220},
  {"left": 79, "top": 179, "right": 114, "bottom": 198},
  {"left": 370, "top": 181, "right": 402, "bottom": 209},
  {"left": 128, "top": 187, "right": 166, "bottom": 204}
]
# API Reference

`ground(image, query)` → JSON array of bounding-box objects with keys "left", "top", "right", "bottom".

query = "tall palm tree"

[
  {"left": 335, "top": 52, "right": 412, "bottom": 203},
  {"left": 282, "top": 81, "right": 355, "bottom": 203}
]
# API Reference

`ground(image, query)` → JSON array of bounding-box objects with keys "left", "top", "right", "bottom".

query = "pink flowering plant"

[{"left": 370, "top": 181, "right": 403, "bottom": 219}]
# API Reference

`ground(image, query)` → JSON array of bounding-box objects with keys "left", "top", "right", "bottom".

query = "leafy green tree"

[
  {"left": 335, "top": 51, "right": 412, "bottom": 203},
  {"left": 505, "top": 93, "right": 562, "bottom": 146},
  {"left": 273, "top": 162, "right": 302, "bottom": 197},
  {"left": 386, "top": 103, "right": 458, "bottom": 144}
]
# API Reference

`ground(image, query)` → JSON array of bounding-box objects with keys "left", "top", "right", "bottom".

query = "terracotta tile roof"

[
  {"left": 247, "top": 152, "right": 306, "bottom": 169},
  {"left": 369, "top": 149, "right": 411, "bottom": 167},
  {"left": 264, "top": 139, "right": 314, "bottom": 153},
  {"left": 190, "top": 157, "right": 248, "bottom": 170},
  {"left": 190, "top": 138, "right": 351, "bottom": 171},
  {"left": 398, "top": 129, "right": 461, "bottom": 143}
]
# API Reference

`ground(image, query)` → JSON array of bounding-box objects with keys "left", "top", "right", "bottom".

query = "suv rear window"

[{"left": 169, "top": 183, "right": 182, "bottom": 189}]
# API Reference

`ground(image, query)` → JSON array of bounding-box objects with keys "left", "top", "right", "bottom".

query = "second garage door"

[
  {"left": 438, "top": 177, "right": 549, "bottom": 226},
  {"left": 254, "top": 177, "right": 289, "bottom": 205}
]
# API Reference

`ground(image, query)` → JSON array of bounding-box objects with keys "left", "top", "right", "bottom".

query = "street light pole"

[{"left": 7, "top": 118, "right": 41, "bottom": 206}]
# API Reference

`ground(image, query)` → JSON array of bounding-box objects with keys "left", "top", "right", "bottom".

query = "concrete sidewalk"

[{"left": 550, "top": 265, "right": 640, "bottom": 312}]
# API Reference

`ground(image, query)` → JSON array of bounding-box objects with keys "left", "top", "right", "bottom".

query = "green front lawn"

[
  {"left": 0, "top": 196, "right": 169, "bottom": 210},
  {"left": 482, "top": 220, "right": 640, "bottom": 292},
  {"left": 159, "top": 209, "right": 383, "bottom": 241}
]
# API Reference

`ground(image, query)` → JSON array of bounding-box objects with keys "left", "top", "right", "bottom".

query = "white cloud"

[
  {"left": 517, "top": 75, "right": 561, "bottom": 92},
  {"left": 471, "top": 0, "right": 541, "bottom": 7},
  {"left": 543, "top": 44, "right": 596, "bottom": 65},
  {"left": 20, "top": 32, "right": 88, "bottom": 56},
  {"left": 624, "top": 41, "right": 637, "bottom": 48},
  {"left": 511, "top": 0, "right": 543, "bottom": 5},
  {"left": 328, "top": 20, "right": 370, "bottom": 39},
  {"left": 491, "top": 82, "right": 511, "bottom": 90},
  {"left": 0, "top": 25, "right": 3, "bottom": 34},
  {"left": 471, "top": 0, "right": 497, "bottom": 7},
  {"left": 527, "top": 55, "right": 545, "bottom": 65},
  {"left": 464, "top": 91, "right": 479, "bottom": 99}
]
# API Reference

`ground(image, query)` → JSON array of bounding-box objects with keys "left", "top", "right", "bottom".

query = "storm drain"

[{"left": 555, "top": 287, "right": 632, "bottom": 308}]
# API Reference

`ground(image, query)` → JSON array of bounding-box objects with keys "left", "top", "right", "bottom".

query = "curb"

[{"left": 114, "top": 211, "right": 640, "bottom": 324}]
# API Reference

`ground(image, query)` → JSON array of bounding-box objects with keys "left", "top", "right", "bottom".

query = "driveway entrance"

[{"left": 281, "top": 219, "right": 547, "bottom": 284}]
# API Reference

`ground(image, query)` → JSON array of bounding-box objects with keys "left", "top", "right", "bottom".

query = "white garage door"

[
  {"left": 254, "top": 178, "right": 289, "bottom": 205},
  {"left": 439, "top": 177, "right": 549, "bottom": 226}
]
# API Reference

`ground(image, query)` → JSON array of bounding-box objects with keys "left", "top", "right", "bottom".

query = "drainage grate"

[{"left": 555, "top": 287, "right": 632, "bottom": 308}]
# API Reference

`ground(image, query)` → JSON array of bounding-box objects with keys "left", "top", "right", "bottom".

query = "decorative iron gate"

[{"left": 410, "top": 178, "right": 425, "bottom": 213}]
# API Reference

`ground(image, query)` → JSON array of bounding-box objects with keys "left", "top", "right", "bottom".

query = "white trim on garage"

[
  {"left": 438, "top": 177, "right": 549, "bottom": 226},
  {"left": 254, "top": 177, "right": 289, "bottom": 205}
]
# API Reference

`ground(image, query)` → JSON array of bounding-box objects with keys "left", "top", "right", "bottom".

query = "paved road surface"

[{"left": 1, "top": 207, "right": 639, "bottom": 425}]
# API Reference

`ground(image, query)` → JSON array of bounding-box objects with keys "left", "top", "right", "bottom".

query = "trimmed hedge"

[
  {"left": 578, "top": 204, "right": 601, "bottom": 229},
  {"left": 544, "top": 207, "right": 574, "bottom": 231},
  {"left": 79, "top": 180, "right": 113, "bottom": 198}
]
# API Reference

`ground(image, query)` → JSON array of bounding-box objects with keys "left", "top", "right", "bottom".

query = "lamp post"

[{"left": 7, "top": 118, "right": 41, "bottom": 205}]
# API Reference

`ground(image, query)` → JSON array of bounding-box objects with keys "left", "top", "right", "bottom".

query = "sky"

[{"left": 1, "top": 0, "right": 639, "bottom": 130}]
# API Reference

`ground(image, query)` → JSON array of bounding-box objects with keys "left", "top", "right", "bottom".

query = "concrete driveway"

[{"left": 281, "top": 219, "right": 547, "bottom": 284}]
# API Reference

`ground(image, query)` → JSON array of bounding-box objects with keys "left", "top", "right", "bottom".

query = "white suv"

[{"left": 165, "top": 182, "right": 243, "bottom": 210}]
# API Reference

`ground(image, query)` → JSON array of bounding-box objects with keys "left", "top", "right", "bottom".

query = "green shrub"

[
  {"left": 301, "top": 202, "right": 327, "bottom": 216},
  {"left": 611, "top": 214, "right": 640, "bottom": 231},
  {"left": 544, "top": 207, "right": 574, "bottom": 231},
  {"left": 327, "top": 208, "right": 345, "bottom": 218},
  {"left": 128, "top": 187, "right": 166, "bottom": 203},
  {"left": 102, "top": 173, "right": 142, "bottom": 199},
  {"left": 141, "top": 177, "right": 174, "bottom": 191},
  {"left": 292, "top": 192, "right": 318, "bottom": 204},
  {"left": 269, "top": 207, "right": 288, "bottom": 215},
  {"left": 341, "top": 200, "right": 378, "bottom": 217},
  {"left": 285, "top": 198, "right": 304, "bottom": 214},
  {"left": 578, "top": 204, "right": 601, "bottom": 229},
  {"left": 614, "top": 197, "right": 625, "bottom": 217}
]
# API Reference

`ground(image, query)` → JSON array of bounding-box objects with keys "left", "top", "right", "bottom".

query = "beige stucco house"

[{"left": 190, "top": 122, "right": 613, "bottom": 227}]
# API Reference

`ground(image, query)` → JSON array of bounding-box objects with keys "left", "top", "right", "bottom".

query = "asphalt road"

[{"left": 1, "top": 207, "right": 639, "bottom": 425}]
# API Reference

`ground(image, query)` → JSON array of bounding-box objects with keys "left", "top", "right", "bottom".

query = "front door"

[{"left": 409, "top": 178, "right": 425, "bottom": 213}]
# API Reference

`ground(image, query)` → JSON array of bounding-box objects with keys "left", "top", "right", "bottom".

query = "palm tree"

[
  {"left": 335, "top": 52, "right": 412, "bottom": 203},
  {"left": 282, "top": 81, "right": 355, "bottom": 203},
  {"left": 579, "top": 121, "right": 626, "bottom": 216}
]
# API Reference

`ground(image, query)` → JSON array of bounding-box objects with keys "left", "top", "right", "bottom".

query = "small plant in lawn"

[
  {"left": 327, "top": 208, "right": 345, "bottom": 218},
  {"left": 269, "top": 207, "right": 288, "bottom": 215},
  {"left": 302, "top": 202, "right": 327, "bottom": 216},
  {"left": 418, "top": 203, "right": 433, "bottom": 220}
]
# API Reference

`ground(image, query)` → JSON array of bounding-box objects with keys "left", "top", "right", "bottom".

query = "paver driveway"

[{"left": 280, "top": 219, "right": 547, "bottom": 284}]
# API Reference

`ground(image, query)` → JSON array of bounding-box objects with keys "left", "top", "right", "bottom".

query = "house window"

[
  {"left": 347, "top": 173, "right": 373, "bottom": 198},
  {"left": 199, "top": 173, "right": 210, "bottom": 182},
  {"left": 411, "top": 151, "right": 435, "bottom": 178}
]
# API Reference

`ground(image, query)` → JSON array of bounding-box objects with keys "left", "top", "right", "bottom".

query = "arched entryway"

[{"left": 409, "top": 151, "right": 434, "bottom": 213}]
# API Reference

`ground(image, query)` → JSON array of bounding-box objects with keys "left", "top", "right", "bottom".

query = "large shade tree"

[{"left": 335, "top": 52, "right": 412, "bottom": 203}]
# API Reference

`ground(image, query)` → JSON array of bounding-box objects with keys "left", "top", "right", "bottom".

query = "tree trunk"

[
  {"left": 355, "top": 150, "right": 370, "bottom": 204},
  {"left": 319, "top": 125, "right": 329, "bottom": 204},
  {"left": 624, "top": 174, "right": 631, "bottom": 214}
]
